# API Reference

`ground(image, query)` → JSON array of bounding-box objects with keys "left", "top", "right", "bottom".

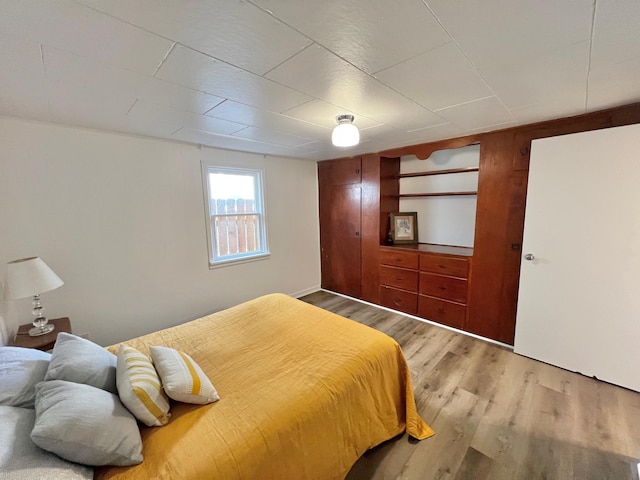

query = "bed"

[{"left": 95, "top": 293, "right": 433, "bottom": 480}]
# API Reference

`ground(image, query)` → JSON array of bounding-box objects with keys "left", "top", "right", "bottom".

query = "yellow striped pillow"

[
  {"left": 149, "top": 346, "right": 220, "bottom": 405},
  {"left": 116, "top": 345, "right": 170, "bottom": 427}
]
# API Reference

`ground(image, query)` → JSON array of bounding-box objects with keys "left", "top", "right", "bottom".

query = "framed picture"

[{"left": 390, "top": 212, "right": 418, "bottom": 244}]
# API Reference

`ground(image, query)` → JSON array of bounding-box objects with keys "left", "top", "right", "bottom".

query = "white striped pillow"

[
  {"left": 116, "top": 345, "right": 170, "bottom": 427},
  {"left": 149, "top": 346, "right": 220, "bottom": 405}
]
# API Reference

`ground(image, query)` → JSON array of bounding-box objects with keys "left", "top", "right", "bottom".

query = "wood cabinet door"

[{"left": 320, "top": 184, "right": 362, "bottom": 298}]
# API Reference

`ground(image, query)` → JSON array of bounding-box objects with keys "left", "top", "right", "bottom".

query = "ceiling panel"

[
  {"left": 47, "top": 82, "right": 136, "bottom": 134},
  {"left": 127, "top": 101, "right": 247, "bottom": 137},
  {"left": 155, "top": 45, "right": 312, "bottom": 112},
  {"left": 587, "top": 58, "right": 640, "bottom": 111},
  {"left": 0, "top": 0, "right": 172, "bottom": 75},
  {"left": 2, "top": 0, "right": 640, "bottom": 160},
  {"left": 251, "top": 0, "right": 450, "bottom": 74},
  {"left": 509, "top": 102, "right": 586, "bottom": 125},
  {"left": 591, "top": 0, "right": 640, "bottom": 68},
  {"left": 231, "top": 126, "right": 316, "bottom": 148},
  {"left": 205, "top": 100, "right": 330, "bottom": 140},
  {"left": 44, "top": 47, "right": 226, "bottom": 115},
  {"left": 281, "top": 100, "right": 382, "bottom": 130},
  {"left": 172, "top": 127, "right": 317, "bottom": 158},
  {"left": 76, "top": 0, "right": 312, "bottom": 76},
  {"left": 478, "top": 41, "right": 590, "bottom": 109},
  {"left": 266, "top": 44, "right": 445, "bottom": 130},
  {"left": 426, "top": 0, "right": 594, "bottom": 71},
  {"left": 375, "top": 42, "right": 493, "bottom": 111},
  {"left": 0, "top": 35, "right": 50, "bottom": 119},
  {"left": 435, "top": 96, "right": 514, "bottom": 131}
]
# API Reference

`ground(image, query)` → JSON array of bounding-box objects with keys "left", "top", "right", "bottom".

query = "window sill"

[{"left": 208, "top": 252, "right": 271, "bottom": 270}]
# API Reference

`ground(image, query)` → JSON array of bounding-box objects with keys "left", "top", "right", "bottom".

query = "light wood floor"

[{"left": 300, "top": 290, "right": 640, "bottom": 480}]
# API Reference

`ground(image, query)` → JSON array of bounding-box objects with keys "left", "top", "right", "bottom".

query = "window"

[{"left": 203, "top": 165, "right": 269, "bottom": 266}]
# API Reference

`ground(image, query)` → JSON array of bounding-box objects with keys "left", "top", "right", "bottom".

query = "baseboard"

[
  {"left": 320, "top": 288, "right": 514, "bottom": 350},
  {"left": 289, "top": 285, "right": 322, "bottom": 299}
]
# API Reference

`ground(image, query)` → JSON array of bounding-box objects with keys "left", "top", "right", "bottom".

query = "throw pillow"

[
  {"left": 45, "top": 332, "right": 117, "bottom": 393},
  {"left": 0, "top": 346, "right": 51, "bottom": 408},
  {"left": 117, "top": 344, "right": 170, "bottom": 427},
  {"left": 149, "top": 345, "right": 220, "bottom": 405},
  {"left": 31, "top": 380, "right": 143, "bottom": 466}
]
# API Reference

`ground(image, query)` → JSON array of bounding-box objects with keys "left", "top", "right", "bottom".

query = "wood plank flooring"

[{"left": 300, "top": 290, "right": 640, "bottom": 480}]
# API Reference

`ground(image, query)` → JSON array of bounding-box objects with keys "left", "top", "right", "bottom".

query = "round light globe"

[{"left": 331, "top": 115, "right": 360, "bottom": 147}]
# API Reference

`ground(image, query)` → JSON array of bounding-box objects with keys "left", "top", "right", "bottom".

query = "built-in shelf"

[
  {"left": 398, "top": 191, "right": 478, "bottom": 198},
  {"left": 397, "top": 166, "right": 479, "bottom": 178}
]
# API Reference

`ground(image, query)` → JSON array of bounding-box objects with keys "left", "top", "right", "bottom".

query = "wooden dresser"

[{"left": 379, "top": 244, "right": 472, "bottom": 330}]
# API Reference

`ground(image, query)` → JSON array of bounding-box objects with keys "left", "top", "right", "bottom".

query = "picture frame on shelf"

[{"left": 390, "top": 212, "right": 418, "bottom": 244}]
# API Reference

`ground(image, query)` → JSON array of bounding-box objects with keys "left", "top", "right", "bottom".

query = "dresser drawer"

[
  {"left": 418, "top": 295, "right": 466, "bottom": 329},
  {"left": 380, "top": 249, "right": 419, "bottom": 269},
  {"left": 419, "top": 272, "right": 468, "bottom": 304},
  {"left": 380, "top": 265, "right": 418, "bottom": 291},
  {"left": 379, "top": 286, "right": 417, "bottom": 315},
  {"left": 420, "top": 254, "right": 469, "bottom": 278}
]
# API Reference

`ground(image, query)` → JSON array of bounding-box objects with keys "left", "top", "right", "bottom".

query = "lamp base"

[{"left": 28, "top": 324, "right": 55, "bottom": 337}]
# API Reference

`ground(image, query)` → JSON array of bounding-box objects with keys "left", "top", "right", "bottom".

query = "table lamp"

[{"left": 5, "top": 257, "right": 64, "bottom": 336}]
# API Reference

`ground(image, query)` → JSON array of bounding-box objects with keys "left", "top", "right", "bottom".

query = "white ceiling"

[{"left": 1, "top": 0, "right": 640, "bottom": 161}]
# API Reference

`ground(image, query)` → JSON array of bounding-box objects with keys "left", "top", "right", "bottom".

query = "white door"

[{"left": 514, "top": 123, "right": 640, "bottom": 393}]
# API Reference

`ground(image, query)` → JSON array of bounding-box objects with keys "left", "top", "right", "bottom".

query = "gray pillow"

[
  {"left": 31, "top": 380, "right": 143, "bottom": 467},
  {"left": 0, "top": 405, "right": 93, "bottom": 479},
  {"left": 45, "top": 332, "right": 117, "bottom": 393},
  {"left": 0, "top": 346, "right": 51, "bottom": 408}
]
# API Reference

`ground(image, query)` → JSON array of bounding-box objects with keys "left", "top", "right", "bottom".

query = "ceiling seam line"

[
  {"left": 262, "top": 42, "right": 315, "bottom": 78},
  {"left": 152, "top": 42, "right": 177, "bottom": 77},
  {"left": 585, "top": 0, "right": 598, "bottom": 111}
]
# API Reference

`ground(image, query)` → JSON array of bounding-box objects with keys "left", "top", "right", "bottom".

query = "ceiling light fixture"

[{"left": 331, "top": 114, "right": 360, "bottom": 147}]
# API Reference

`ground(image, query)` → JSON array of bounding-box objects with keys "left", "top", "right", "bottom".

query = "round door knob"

[{"left": 524, "top": 253, "right": 535, "bottom": 261}]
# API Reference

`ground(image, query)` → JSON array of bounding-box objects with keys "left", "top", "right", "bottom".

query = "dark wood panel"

[
  {"left": 379, "top": 156, "right": 400, "bottom": 243},
  {"left": 380, "top": 265, "right": 419, "bottom": 292},
  {"left": 419, "top": 272, "right": 468, "bottom": 304},
  {"left": 319, "top": 178, "right": 362, "bottom": 298},
  {"left": 420, "top": 254, "right": 469, "bottom": 278},
  {"left": 327, "top": 156, "right": 362, "bottom": 185},
  {"left": 361, "top": 154, "right": 383, "bottom": 303},
  {"left": 466, "top": 131, "right": 517, "bottom": 344},
  {"left": 379, "top": 248, "right": 419, "bottom": 269},
  {"left": 379, "top": 285, "right": 417, "bottom": 315},
  {"left": 418, "top": 295, "right": 466, "bottom": 329}
]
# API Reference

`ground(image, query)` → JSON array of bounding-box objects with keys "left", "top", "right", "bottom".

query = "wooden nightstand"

[{"left": 10, "top": 317, "right": 72, "bottom": 351}]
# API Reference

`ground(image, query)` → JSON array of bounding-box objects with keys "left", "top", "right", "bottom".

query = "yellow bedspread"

[{"left": 96, "top": 293, "right": 433, "bottom": 480}]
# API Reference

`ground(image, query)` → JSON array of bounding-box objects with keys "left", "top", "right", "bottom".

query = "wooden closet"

[{"left": 318, "top": 103, "right": 640, "bottom": 345}]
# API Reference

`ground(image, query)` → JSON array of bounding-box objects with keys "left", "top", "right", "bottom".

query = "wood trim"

[
  {"left": 381, "top": 135, "right": 482, "bottom": 160},
  {"left": 398, "top": 167, "right": 479, "bottom": 178},
  {"left": 397, "top": 191, "right": 477, "bottom": 198}
]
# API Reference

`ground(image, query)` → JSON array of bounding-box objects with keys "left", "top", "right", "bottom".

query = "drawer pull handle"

[
  {"left": 439, "top": 286, "right": 447, "bottom": 290},
  {"left": 438, "top": 264, "right": 447, "bottom": 269},
  {"left": 437, "top": 308, "right": 446, "bottom": 314},
  {"left": 395, "top": 276, "right": 403, "bottom": 280}
]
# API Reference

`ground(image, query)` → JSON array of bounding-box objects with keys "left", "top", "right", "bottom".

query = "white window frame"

[{"left": 202, "top": 162, "right": 270, "bottom": 268}]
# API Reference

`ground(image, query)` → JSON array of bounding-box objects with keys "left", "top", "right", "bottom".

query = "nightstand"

[{"left": 10, "top": 317, "right": 72, "bottom": 351}]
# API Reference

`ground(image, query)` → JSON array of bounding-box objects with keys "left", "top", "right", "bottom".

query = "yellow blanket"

[{"left": 96, "top": 293, "right": 433, "bottom": 480}]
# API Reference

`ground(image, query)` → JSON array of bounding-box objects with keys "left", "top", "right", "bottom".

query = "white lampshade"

[
  {"left": 5, "top": 257, "right": 64, "bottom": 300},
  {"left": 332, "top": 114, "right": 360, "bottom": 147}
]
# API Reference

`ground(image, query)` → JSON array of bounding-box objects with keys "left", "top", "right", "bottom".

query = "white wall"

[
  {"left": 0, "top": 117, "right": 320, "bottom": 346},
  {"left": 399, "top": 145, "right": 479, "bottom": 247}
]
